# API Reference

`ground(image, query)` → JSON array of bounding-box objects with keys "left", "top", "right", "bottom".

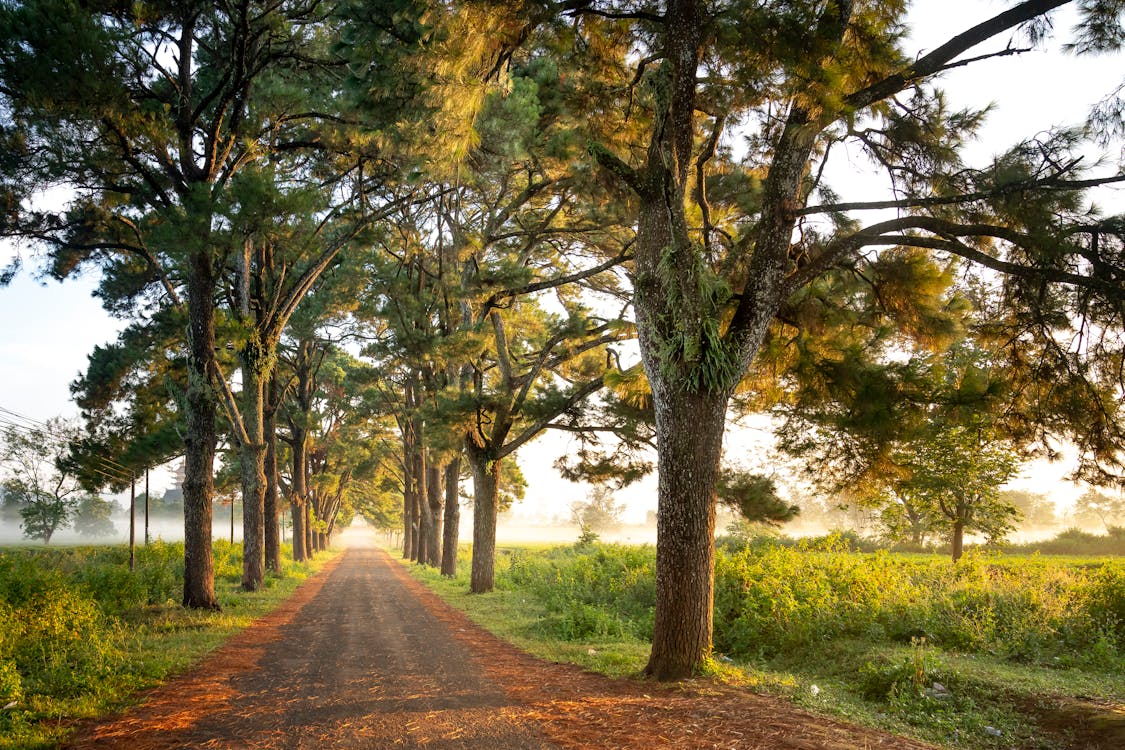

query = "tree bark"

[
  {"left": 305, "top": 494, "right": 315, "bottom": 554},
  {"left": 239, "top": 348, "right": 268, "bottom": 591},
  {"left": 441, "top": 456, "right": 461, "bottom": 576},
  {"left": 289, "top": 419, "right": 308, "bottom": 562},
  {"left": 309, "top": 490, "right": 322, "bottom": 553},
  {"left": 264, "top": 375, "right": 281, "bottom": 573},
  {"left": 643, "top": 391, "right": 726, "bottom": 680},
  {"left": 402, "top": 380, "right": 417, "bottom": 560},
  {"left": 411, "top": 409, "right": 428, "bottom": 564},
  {"left": 467, "top": 444, "right": 502, "bottom": 594},
  {"left": 290, "top": 496, "right": 305, "bottom": 560},
  {"left": 951, "top": 518, "right": 966, "bottom": 561},
  {"left": 402, "top": 452, "right": 414, "bottom": 561},
  {"left": 425, "top": 456, "right": 443, "bottom": 567},
  {"left": 183, "top": 249, "right": 219, "bottom": 610}
]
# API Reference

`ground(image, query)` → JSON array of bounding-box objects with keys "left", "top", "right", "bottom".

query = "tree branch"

[
  {"left": 843, "top": 0, "right": 1071, "bottom": 113},
  {"left": 796, "top": 173, "right": 1125, "bottom": 216},
  {"left": 498, "top": 374, "right": 605, "bottom": 459}
]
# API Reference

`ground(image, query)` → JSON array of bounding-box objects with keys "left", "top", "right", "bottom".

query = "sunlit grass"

[
  {"left": 401, "top": 539, "right": 1125, "bottom": 750},
  {"left": 0, "top": 542, "right": 339, "bottom": 750}
]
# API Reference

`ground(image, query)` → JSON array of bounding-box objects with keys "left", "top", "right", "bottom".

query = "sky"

[{"left": 1, "top": 1, "right": 1122, "bottom": 527}]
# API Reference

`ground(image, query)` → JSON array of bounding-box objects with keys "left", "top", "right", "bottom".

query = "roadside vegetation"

[
  {"left": 0, "top": 541, "right": 336, "bottom": 750},
  {"left": 406, "top": 533, "right": 1124, "bottom": 750}
]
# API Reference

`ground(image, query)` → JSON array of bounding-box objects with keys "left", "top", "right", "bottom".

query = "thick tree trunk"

[
  {"left": 402, "top": 490, "right": 414, "bottom": 559},
  {"left": 425, "top": 458, "right": 443, "bottom": 567},
  {"left": 264, "top": 375, "right": 281, "bottom": 573},
  {"left": 643, "top": 391, "right": 726, "bottom": 680},
  {"left": 951, "top": 519, "right": 965, "bottom": 562},
  {"left": 412, "top": 415, "right": 428, "bottom": 564},
  {"left": 412, "top": 489, "right": 424, "bottom": 562},
  {"left": 239, "top": 357, "right": 267, "bottom": 591},
  {"left": 402, "top": 437, "right": 415, "bottom": 561},
  {"left": 304, "top": 500, "right": 315, "bottom": 554},
  {"left": 467, "top": 445, "right": 501, "bottom": 594},
  {"left": 290, "top": 498, "right": 305, "bottom": 560},
  {"left": 183, "top": 249, "right": 219, "bottom": 610},
  {"left": 441, "top": 456, "right": 461, "bottom": 577},
  {"left": 289, "top": 423, "right": 308, "bottom": 562}
]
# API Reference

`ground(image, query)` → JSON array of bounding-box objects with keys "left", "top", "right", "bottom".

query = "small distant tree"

[
  {"left": 570, "top": 486, "right": 625, "bottom": 539},
  {"left": 870, "top": 483, "right": 939, "bottom": 548},
  {"left": 1070, "top": 489, "right": 1125, "bottom": 532},
  {"left": 1001, "top": 490, "right": 1058, "bottom": 531},
  {"left": 906, "top": 424, "right": 1020, "bottom": 561},
  {"left": 0, "top": 420, "right": 83, "bottom": 544},
  {"left": 73, "top": 495, "right": 117, "bottom": 538}
]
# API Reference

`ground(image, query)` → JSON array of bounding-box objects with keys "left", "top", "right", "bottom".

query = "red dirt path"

[{"left": 66, "top": 545, "right": 938, "bottom": 749}]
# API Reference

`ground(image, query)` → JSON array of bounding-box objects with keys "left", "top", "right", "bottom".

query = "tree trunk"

[
  {"left": 643, "top": 391, "right": 726, "bottom": 680},
  {"left": 407, "top": 425, "right": 420, "bottom": 559},
  {"left": 289, "top": 422, "right": 308, "bottom": 562},
  {"left": 290, "top": 498, "right": 305, "bottom": 560},
  {"left": 441, "top": 456, "right": 461, "bottom": 576},
  {"left": 425, "top": 457, "right": 443, "bottom": 567},
  {"left": 951, "top": 519, "right": 965, "bottom": 562},
  {"left": 310, "top": 491, "right": 322, "bottom": 553},
  {"left": 412, "top": 415, "right": 428, "bottom": 564},
  {"left": 412, "top": 487, "right": 424, "bottom": 562},
  {"left": 239, "top": 352, "right": 267, "bottom": 591},
  {"left": 304, "top": 500, "right": 315, "bottom": 554},
  {"left": 264, "top": 374, "right": 281, "bottom": 573},
  {"left": 183, "top": 249, "right": 220, "bottom": 610},
  {"left": 467, "top": 445, "right": 501, "bottom": 594}
]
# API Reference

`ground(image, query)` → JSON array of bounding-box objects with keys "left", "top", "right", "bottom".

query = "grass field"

[
  {"left": 0, "top": 541, "right": 338, "bottom": 750},
  {"left": 403, "top": 536, "right": 1125, "bottom": 750}
]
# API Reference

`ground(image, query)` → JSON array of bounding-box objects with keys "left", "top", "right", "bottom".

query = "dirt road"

[{"left": 67, "top": 542, "right": 935, "bottom": 749}]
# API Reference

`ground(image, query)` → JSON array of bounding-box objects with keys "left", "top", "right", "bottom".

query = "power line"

[
  {"left": 0, "top": 406, "right": 135, "bottom": 474},
  {"left": 0, "top": 412, "right": 134, "bottom": 486}
]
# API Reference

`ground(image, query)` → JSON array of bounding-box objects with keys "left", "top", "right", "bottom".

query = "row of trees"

[{"left": 1, "top": 0, "right": 1124, "bottom": 680}]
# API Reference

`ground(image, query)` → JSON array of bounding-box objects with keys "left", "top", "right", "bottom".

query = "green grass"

[
  {"left": 0, "top": 541, "right": 339, "bottom": 750},
  {"left": 399, "top": 540, "right": 1125, "bottom": 750}
]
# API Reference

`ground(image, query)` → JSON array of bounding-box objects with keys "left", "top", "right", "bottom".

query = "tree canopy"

[{"left": 0, "top": 0, "right": 1123, "bottom": 681}]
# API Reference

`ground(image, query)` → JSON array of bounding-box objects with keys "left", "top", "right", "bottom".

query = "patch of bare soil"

[
  {"left": 1015, "top": 695, "right": 1125, "bottom": 750},
  {"left": 65, "top": 546, "right": 942, "bottom": 749}
]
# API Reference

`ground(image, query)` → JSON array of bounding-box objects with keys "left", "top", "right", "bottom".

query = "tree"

[
  {"left": 570, "top": 485, "right": 625, "bottom": 536},
  {"left": 0, "top": 420, "right": 82, "bottom": 544},
  {"left": 1070, "top": 489, "right": 1125, "bottom": 532},
  {"left": 1002, "top": 490, "right": 1058, "bottom": 531},
  {"left": 899, "top": 422, "right": 1021, "bottom": 560},
  {"left": 0, "top": 0, "right": 434, "bottom": 604},
  {"left": 352, "top": 57, "right": 635, "bottom": 588},
  {"left": 492, "top": 0, "right": 1125, "bottom": 678},
  {"left": 0, "top": 1, "right": 322, "bottom": 607},
  {"left": 73, "top": 495, "right": 118, "bottom": 538},
  {"left": 781, "top": 337, "right": 1029, "bottom": 554}
]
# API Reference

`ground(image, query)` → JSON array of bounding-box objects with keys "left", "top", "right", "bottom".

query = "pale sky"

[{"left": 1, "top": 1, "right": 1122, "bottom": 520}]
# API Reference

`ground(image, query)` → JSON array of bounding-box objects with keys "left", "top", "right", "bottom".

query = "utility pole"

[
  {"left": 144, "top": 467, "right": 150, "bottom": 545},
  {"left": 129, "top": 475, "right": 136, "bottom": 572}
]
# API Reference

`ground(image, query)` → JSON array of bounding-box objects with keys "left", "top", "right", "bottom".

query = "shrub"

[
  {"left": 504, "top": 544, "right": 656, "bottom": 641},
  {"left": 3, "top": 584, "right": 123, "bottom": 698}
]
